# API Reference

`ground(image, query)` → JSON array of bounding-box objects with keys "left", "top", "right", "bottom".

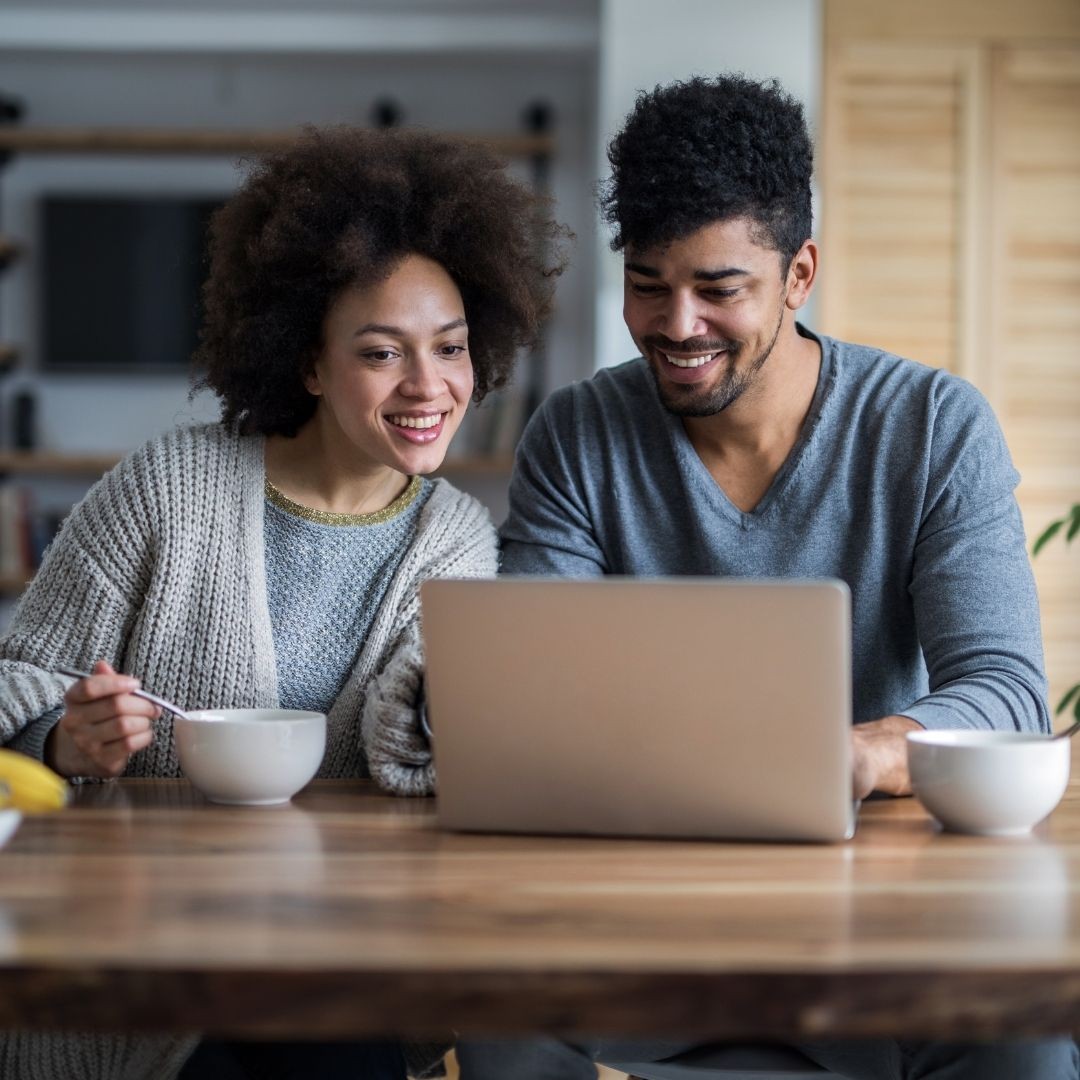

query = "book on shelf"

[{"left": 0, "top": 482, "right": 66, "bottom": 585}]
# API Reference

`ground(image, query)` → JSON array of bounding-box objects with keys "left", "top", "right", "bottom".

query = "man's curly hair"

[
  {"left": 195, "top": 126, "right": 567, "bottom": 436},
  {"left": 600, "top": 74, "right": 812, "bottom": 262}
]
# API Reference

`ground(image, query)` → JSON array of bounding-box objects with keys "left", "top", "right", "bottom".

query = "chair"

[{"left": 607, "top": 1041, "right": 837, "bottom": 1079}]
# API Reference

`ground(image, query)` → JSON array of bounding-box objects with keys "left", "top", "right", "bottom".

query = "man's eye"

[
  {"left": 629, "top": 282, "right": 663, "bottom": 295},
  {"left": 705, "top": 288, "right": 740, "bottom": 299}
]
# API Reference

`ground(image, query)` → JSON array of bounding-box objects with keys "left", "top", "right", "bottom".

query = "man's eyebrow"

[
  {"left": 353, "top": 317, "right": 467, "bottom": 337},
  {"left": 624, "top": 263, "right": 749, "bottom": 281},
  {"left": 694, "top": 267, "right": 749, "bottom": 282}
]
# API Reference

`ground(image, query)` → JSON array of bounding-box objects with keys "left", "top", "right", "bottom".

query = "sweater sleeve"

[
  {"left": 360, "top": 484, "right": 498, "bottom": 796},
  {"left": 900, "top": 378, "right": 1049, "bottom": 734},
  {"left": 499, "top": 391, "right": 607, "bottom": 577},
  {"left": 0, "top": 452, "right": 155, "bottom": 745}
]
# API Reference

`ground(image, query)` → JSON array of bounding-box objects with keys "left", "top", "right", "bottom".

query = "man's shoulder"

[
  {"left": 825, "top": 334, "right": 989, "bottom": 422},
  {"left": 534, "top": 357, "right": 653, "bottom": 426}
]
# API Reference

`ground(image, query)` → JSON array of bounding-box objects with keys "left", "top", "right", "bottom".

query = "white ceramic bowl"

[
  {"left": 174, "top": 709, "right": 326, "bottom": 806},
  {"left": 0, "top": 809, "right": 21, "bottom": 850},
  {"left": 907, "top": 729, "right": 1070, "bottom": 836}
]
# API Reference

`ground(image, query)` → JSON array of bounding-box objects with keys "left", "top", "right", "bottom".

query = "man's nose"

[{"left": 659, "top": 292, "right": 706, "bottom": 344}]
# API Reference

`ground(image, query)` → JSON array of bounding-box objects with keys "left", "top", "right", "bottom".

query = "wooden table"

[{"left": 1, "top": 775, "right": 1079, "bottom": 1042}]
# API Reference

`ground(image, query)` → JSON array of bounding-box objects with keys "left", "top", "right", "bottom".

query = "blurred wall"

[{"left": 594, "top": 0, "right": 823, "bottom": 370}]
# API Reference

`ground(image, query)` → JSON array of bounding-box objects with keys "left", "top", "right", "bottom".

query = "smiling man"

[{"left": 467, "top": 74, "right": 1079, "bottom": 1080}]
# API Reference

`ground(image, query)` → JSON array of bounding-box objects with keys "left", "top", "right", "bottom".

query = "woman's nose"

[{"left": 400, "top": 355, "right": 444, "bottom": 399}]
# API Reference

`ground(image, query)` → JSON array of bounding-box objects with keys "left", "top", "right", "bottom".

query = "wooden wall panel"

[
  {"left": 822, "top": 19, "right": 1080, "bottom": 713},
  {"left": 821, "top": 44, "right": 973, "bottom": 374},
  {"left": 993, "top": 46, "right": 1080, "bottom": 706}
]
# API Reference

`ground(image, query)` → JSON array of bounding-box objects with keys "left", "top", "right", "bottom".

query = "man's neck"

[{"left": 682, "top": 326, "right": 822, "bottom": 512}]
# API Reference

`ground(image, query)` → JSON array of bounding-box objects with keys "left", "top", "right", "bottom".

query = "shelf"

[
  {"left": 0, "top": 451, "right": 511, "bottom": 476},
  {"left": 435, "top": 455, "right": 513, "bottom": 475},
  {"left": 0, "top": 128, "right": 555, "bottom": 160},
  {"left": 0, "top": 451, "right": 121, "bottom": 475}
]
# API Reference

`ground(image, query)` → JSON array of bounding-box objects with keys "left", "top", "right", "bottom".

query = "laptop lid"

[{"left": 422, "top": 577, "right": 853, "bottom": 843}]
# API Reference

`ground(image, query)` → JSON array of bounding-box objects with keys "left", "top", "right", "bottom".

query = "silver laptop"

[{"left": 421, "top": 577, "right": 854, "bottom": 843}]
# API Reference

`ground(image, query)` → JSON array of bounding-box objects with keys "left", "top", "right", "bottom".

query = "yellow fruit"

[{"left": 0, "top": 748, "right": 68, "bottom": 813}]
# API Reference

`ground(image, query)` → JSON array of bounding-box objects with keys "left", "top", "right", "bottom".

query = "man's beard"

[{"left": 646, "top": 305, "right": 785, "bottom": 418}]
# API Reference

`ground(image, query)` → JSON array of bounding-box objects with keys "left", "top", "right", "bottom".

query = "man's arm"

[
  {"left": 900, "top": 380, "right": 1049, "bottom": 737},
  {"left": 499, "top": 398, "right": 607, "bottom": 577}
]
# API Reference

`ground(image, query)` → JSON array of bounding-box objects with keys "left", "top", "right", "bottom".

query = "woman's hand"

[{"left": 45, "top": 660, "right": 160, "bottom": 778}]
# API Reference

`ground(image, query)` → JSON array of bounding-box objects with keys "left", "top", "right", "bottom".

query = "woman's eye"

[
  {"left": 362, "top": 349, "right": 398, "bottom": 362},
  {"left": 440, "top": 344, "right": 468, "bottom": 357}
]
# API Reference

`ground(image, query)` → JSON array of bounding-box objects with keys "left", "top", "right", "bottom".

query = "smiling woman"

[{"left": 0, "top": 126, "right": 567, "bottom": 1080}]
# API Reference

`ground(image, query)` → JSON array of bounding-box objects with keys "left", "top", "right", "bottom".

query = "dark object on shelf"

[
  {"left": 0, "top": 344, "right": 17, "bottom": 375},
  {"left": 371, "top": 99, "right": 403, "bottom": 129},
  {"left": 0, "top": 236, "right": 20, "bottom": 272},
  {"left": 521, "top": 100, "right": 553, "bottom": 422},
  {"left": 12, "top": 391, "right": 35, "bottom": 450},
  {"left": 40, "top": 194, "right": 222, "bottom": 373}
]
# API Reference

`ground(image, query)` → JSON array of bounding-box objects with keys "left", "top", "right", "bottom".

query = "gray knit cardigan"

[{"left": 0, "top": 422, "right": 496, "bottom": 1080}]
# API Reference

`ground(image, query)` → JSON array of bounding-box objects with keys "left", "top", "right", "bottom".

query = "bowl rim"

[
  {"left": 906, "top": 729, "right": 1062, "bottom": 749},
  {"left": 178, "top": 709, "right": 327, "bottom": 726}
]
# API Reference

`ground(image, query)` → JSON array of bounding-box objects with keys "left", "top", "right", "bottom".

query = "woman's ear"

[{"left": 302, "top": 351, "right": 323, "bottom": 397}]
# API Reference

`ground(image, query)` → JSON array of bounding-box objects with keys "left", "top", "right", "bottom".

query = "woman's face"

[{"left": 305, "top": 254, "right": 474, "bottom": 476}]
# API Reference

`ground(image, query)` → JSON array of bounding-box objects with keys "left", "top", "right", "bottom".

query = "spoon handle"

[
  {"left": 1054, "top": 716, "right": 1080, "bottom": 741},
  {"left": 56, "top": 666, "right": 189, "bottom": 721}
]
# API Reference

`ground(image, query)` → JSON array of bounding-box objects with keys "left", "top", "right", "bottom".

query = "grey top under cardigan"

[
  {"left": 500, "top": 327, "right": 1049, "bottom": 735},
  {"left": 0, "top": 422, "right": 496, "bottom": 1080}
]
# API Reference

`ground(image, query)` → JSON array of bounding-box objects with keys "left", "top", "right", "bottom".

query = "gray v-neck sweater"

[{"left": 500, "top": 328, "right": 1049, "bottom": 734}]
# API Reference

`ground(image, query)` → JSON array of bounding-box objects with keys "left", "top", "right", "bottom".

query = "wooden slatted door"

[
  {"left": 993, "top": 46, "right": 1080, "bottom": 711},
  {"left": 821, "top": 39, "right": 1080, "bottom": 714}
]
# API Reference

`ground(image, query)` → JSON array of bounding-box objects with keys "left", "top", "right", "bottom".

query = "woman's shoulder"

[{"left": 419, "top": 479, "right": 494, "bottom": 533}]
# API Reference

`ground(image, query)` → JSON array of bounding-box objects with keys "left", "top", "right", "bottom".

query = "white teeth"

[
  {"left": 389, "top": 414, "right": 442, "bottom": 429},
  {"left": 662, "top": 352, "right": 716, "bottom": 368}
]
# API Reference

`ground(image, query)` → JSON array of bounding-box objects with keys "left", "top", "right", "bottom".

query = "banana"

[{"left": 0, "top": 748, "right": 69, "bottom": 813}]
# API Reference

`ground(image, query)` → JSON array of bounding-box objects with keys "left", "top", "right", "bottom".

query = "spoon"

[
  {"left": 56, "top": 666, "right": 199, "bottom": 722},
  {"left": 1054, "top": 717, "right": 1080, "bottom": 740}
]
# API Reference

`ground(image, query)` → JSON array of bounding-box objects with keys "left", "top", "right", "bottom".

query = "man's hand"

[
  {"left": 45, "top": 660, "right": 160, "bottom": 779},
  {"left": 851, "top": 715, "right": 925, "bottom": 800}
]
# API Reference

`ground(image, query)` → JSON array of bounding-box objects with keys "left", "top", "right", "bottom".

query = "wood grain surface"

[{"left": 1, "top": 776, "right": 1079, "bottom": 1040}]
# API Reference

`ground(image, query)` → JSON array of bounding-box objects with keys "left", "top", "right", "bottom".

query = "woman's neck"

[{"left": 263, "top": 422, "right": 410, "bottom": 517}]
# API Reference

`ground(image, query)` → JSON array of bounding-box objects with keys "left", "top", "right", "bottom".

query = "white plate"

[{"left": 0, "top": 809, "right": 22, "bottom": 849}]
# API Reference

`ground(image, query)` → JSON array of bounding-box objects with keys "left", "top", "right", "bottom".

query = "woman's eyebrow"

[{"left": 353, "top": 317, "right": 467, "bottom": 338}]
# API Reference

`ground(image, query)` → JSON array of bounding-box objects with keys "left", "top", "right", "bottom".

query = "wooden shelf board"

[
  {"left": 0, "top": 128, "right": 555, "bottom": 160},
  {"left": 0, "top": 451, "right": 510, "bottom": 476},
  {"left": 434, "top": 455, "right": 513, "bottom": 475},
  {"left": 0, "top": 452, "right": 120, "bottom": 475}
]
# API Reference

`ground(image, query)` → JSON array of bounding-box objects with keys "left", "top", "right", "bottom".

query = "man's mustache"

[{"left": 643, "top": 335, "right": 739, "bottom": 353}]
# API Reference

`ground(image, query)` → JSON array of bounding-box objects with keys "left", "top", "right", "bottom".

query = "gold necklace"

[{"left": 264, "top": 474, "right": 422, "bottom": 526}]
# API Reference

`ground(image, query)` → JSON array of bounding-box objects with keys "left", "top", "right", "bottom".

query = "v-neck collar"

[{"left": 660, "top": 325, "right": 837, "bottom": 527}]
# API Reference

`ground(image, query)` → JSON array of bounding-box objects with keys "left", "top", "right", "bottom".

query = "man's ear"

[{"left": 784, "top": 239, "right": 818, "bottom": 311}]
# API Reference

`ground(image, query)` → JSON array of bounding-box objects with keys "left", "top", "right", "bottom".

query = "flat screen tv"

[{"left": 40, "top": 194, "right": 223, "bottom": 373}]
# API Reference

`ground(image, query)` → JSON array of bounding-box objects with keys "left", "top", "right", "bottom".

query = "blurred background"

[{"left": 0, "top": 0, "right": 1077, "bottom": 711}]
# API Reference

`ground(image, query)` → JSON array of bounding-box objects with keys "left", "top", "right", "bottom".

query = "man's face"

[{"left": 622, "top": 217, "right": 792, "bottom": 417}]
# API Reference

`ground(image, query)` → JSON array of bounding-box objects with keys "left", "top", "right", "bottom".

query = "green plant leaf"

[
  {"left": 1067, "top": 505, "right": 1080, "bottom": 543},
  {"left": 1057, "top": 682, "right": 1080, "bottom": 717},
  {"left": 1033, "top": 518, "right": 1064, "bottom": 557}
]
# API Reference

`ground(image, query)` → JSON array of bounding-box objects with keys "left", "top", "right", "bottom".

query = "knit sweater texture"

[
  {"left": 265, "top": 480, "right": 433, "bottom": 714},
  {"left": 0, "top": 422, "right": 497, "bottom": 1080}
]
